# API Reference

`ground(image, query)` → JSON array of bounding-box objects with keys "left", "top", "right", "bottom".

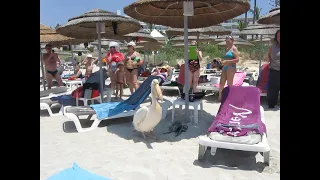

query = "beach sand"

[{"left": 40, "top": 89, "right": 280, "bottom": 180}]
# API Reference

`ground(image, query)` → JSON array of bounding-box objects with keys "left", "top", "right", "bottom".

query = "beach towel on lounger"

[
  {"left": 212, "top": 71, "right": 246, "bottom": 88},
  {"left": 90, "top": 76, "right": 159, "bottom": 120},
  {"left": 46, "top": 163, "right": 110, "bottom": 180},
  {"left": 208, "top": 86, "right": 266, "bottom": 137}
]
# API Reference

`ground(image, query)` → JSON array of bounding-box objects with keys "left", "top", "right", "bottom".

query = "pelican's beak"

[{"left": 155, "top": 83, "right": 163, "bottom": 101}]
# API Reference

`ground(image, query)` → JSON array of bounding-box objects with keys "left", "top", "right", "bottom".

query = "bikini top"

[{"left": 223, "top": 49, "right": 234, "bottom": 59}]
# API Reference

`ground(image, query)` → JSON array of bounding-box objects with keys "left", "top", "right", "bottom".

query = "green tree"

[
  {"left": 269, "top": 0, "right": 280, "bottom": 7},
  {"left": 237, "top": 20, "right": 247, "bottom": 39},
  {"left": 250, "top": 6, "right": 262, "bottom": 21}
]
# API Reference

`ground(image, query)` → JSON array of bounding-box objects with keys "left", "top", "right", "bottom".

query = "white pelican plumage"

[{"left": 132, "top": 79, "right": 163, "bottom": 139}]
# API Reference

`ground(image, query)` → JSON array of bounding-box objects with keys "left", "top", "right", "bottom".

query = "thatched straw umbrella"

[
  {"left": 216, "top": 41, "right": 254, "bottom": 47},
  {"left": 213, "top": 37, "right": 248, "bottom": 43},
  {"left": 40, "top": 24, "right": 92, "bottom": 89},
  {"left": 166, "top": 26, "right": 231, "bottom": 38},
  {"left": 135, "top": 41, "right": 163, "bottom": 65},
  {"left": 170, "top": 35, "right": 216, "bottom": 43},
  {"left": 56, "top": 9, "right": 141, "bottom": 101},
  {"left": 172, "top": 43, "right": 186, "bottom": 49},
  {"left": 252, "top": 37, "right": 272, "bottom": 45},
  {"left": 257, "top": 7, "right": 280, "bottom": 25},
  {"left": 235, "top": 24, "right": 280, "bottom": 75},
  {"left": 124, "top": 0, "right": 250, "bottom": 120},
  {"left": 123, "top": 30, "right": 157, "bottom": 42},
  {"left": 91, "top": 39, "right": 123, "bottom": 49},
  {"left": 124, "top": 0, "right": 250, "bottom": 29}
]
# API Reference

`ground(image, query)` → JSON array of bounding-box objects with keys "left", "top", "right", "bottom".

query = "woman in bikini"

[
  {"left": 125, "top": 41, "right": 144, "bottom": 94},
  {"left": 218, "top": 35, "right": 240, "bottom": 101},
  {"left": 106, "top": 41, "right": 124, "bottom": 90},
  {"left": 188, "top": 41, "right": 203, "bottom": 93}
]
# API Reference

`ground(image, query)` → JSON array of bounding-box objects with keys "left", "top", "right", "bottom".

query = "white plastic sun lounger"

[
  {"left": 197, "top": 72, "right": 247, "bottom": 92},
  {"left": 63, "top": 98, "right": 172, "bottom": 133},
  {"left": 197, "top": 106, "right": 270, "bottom": 165},
  {"left": 40, "top": 87, "right": 72, "bottom": 116}
]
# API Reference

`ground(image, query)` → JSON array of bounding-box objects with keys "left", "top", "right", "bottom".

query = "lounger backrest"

[
  {"left": 121, "top": 76, "right": 160, "bottom": 106},
  {"left": 40, "top": 87, "right": 68, "bottom": 98}
]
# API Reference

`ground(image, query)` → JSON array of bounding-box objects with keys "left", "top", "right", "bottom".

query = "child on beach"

[{"left": 115, "top": 61, "right": 125, "bottom": 99}]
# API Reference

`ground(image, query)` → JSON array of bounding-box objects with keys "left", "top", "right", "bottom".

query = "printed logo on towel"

[{"left": 227, "top": 104, "right": 252, "bottom": 136}]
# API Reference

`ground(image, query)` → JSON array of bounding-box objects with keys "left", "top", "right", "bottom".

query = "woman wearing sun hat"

[{"left": 125, "top": 41, "right": 144, "bottom": 94}]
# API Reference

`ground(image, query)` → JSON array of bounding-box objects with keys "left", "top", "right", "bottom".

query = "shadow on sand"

[
  {"left": 105, "top": 109, "right": 214, "bottom": 145},
  {"left": 193, "top": 148, "right": 269, "bottom": 173}
]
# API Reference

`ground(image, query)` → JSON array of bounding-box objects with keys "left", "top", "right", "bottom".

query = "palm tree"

[
  {"left": 250, "top": 6, "right": 262, "bottom": 22},
  {"left": 237, "top": 20, "right": 247, "bottom": 39},
  {"left": 269, "top": 0, "right": 280, "bottom": 7}
]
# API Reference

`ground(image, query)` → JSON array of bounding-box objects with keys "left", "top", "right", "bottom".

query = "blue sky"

[{"left": 40, "top": 0, "right": 274, "bottom": 28}]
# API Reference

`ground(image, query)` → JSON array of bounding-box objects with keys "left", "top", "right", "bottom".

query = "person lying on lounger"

[
  {"left": 151, "top": 66, "right": 170, "bottom": 85},
  {"left": 70, "top": 64, "right": 83, "bottom": 79}
]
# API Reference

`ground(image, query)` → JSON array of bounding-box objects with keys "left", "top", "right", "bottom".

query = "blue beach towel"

[
  {"left": 91, "top": 76, "right": 159, "bottom": 120},
  {"left": 46, "top": 163, "right": 110, "bottom": 180}
]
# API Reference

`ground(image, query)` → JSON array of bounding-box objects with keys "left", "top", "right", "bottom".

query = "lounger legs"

[
  {"left": 64, "top": 113, "right": 101, "bottom": 133},
  {"left": 210, "top": 147, "right": 217, "bottom": 155},
  {"left": 263, "top": 151, "right": 270, "bottom": 166},
  {"left": 40, "top": 103, "right": 62, "bottom": 117},
  {"left": 198, "top": 144, "right": 207, "bottom": 160}
]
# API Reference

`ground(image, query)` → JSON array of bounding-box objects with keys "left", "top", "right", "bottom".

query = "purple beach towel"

[{"left": 208, "top": 86, "right": 266, "bottom": 137}]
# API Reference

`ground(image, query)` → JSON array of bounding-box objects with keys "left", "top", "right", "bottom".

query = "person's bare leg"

[
  {"left": 109, "top": 70, "right": 116, "bottom": 91},
  {"left": 54, "top": 73, "right": 64, "bottom": 87},
  {"left": 115, "top": 84, "right": 119, "bottom": 98},
  {"left": 46, "top": 73, "right": 53, "bottom": 89},
  {"left": 132, "top": 69, "right": 139, "bottom": 92},
  {"left": 126, "top": 69, "right": 134, "bottom": 94},
  {"left": 192, "top": 69, "right": 200, "bottom": 92},
  {"left": 188, "top": 70, "right": 193, "bottom": 93},
  {"left": 119, "top": 84, "right": 123, "bottom": 99},
  {"left": 218, "top": 70, "right": 227, "bottom": 101},
  {"left": 226, "top": 67, "right": 236, "bottom": 87}
]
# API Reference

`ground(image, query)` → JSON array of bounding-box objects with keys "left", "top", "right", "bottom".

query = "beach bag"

[
  {"left": 83, "top": 83, "right": 100, "bottom": 98},
  {"left": 71, "top": 86, "right": 84, "bottom": 98}
]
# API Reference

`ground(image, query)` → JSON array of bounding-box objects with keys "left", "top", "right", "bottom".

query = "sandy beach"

[{"left": 40, "top": 89, "right": 280, "bottom": 180}]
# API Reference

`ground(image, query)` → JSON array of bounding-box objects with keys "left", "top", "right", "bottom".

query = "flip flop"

[
  {"left": 175, "top": 125, "right": 188, "bottom": 137},
  {"left": 163, "top": 121, "right": 182, "bottom": 134}
]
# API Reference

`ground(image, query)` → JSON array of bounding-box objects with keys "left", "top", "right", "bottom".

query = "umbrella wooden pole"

[
  {"left": 70, "top": 43, "right": 76, "bottom": 74},
  {"left": 183, "top": 15, "right": 190, "bottom": 122},
  {"left": 40, "top": 44, "right": 46, "bottom": 90},
  {"left": 97, "top": 25, "right": 104, "bottom": 103},
  {"left": 259, "top": 35, "right": 263, "bottom": 76}
]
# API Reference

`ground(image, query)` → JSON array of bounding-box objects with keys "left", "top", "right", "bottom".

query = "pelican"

[{"left": 133, "top": 79, "right": 163, "bottom": 139}]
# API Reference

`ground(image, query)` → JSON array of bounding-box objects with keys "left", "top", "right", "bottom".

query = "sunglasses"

[
  {"left": 110, "top": 46, "right": 115, "bottom": 49},
  {"left": 225, "top": 35, "right": 234, "bottom": 40}
]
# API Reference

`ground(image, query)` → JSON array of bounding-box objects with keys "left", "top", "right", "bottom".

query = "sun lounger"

[
  {"left": 40, "top": 87, "right": 72, "bottom": 116},
  {"left": 197, "top": 71, "right": 246, "bottom": 92},
  {"left": 63, "top": 76, "right": 164, "bottom": 132},
  {"left": 198, "top": 86, "right": 270, "bottom": 165},
  {"left": 40, "top": 87, "right": 69, "bottom": 98}
]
